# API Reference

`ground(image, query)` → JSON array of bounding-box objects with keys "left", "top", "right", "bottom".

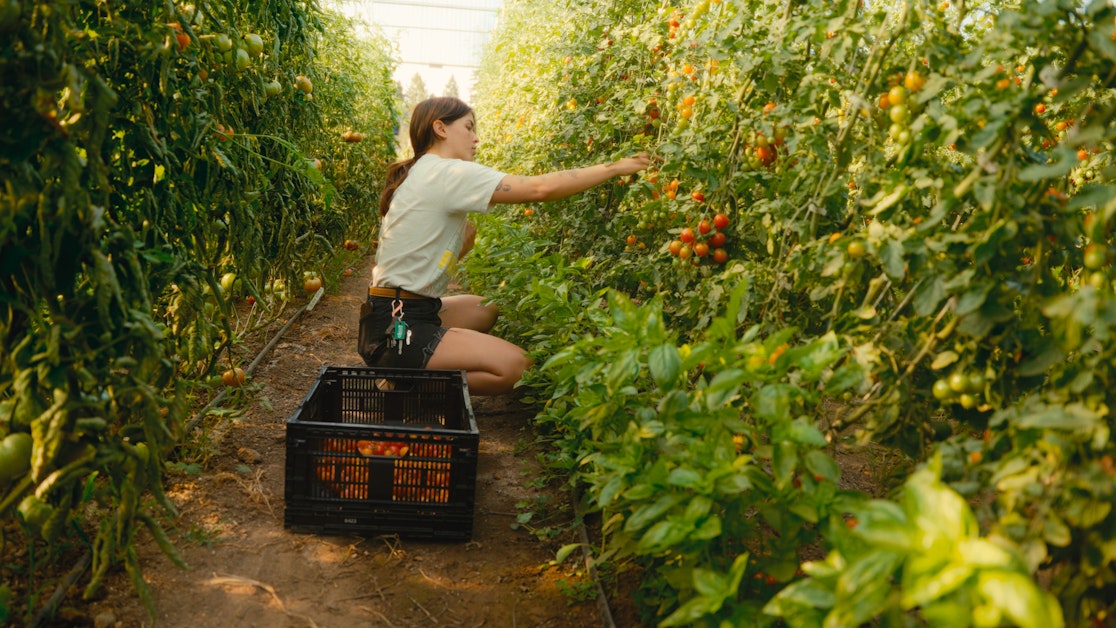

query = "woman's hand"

[{"left": 611, "top": 153, "right": 651, "bottom": 176}]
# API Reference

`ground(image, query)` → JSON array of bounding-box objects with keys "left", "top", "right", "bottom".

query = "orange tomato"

[{"left": 221, "top": 367, "right": 246, "bottom": 387}]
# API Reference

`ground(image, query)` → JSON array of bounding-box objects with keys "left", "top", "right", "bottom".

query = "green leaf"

[
  {"left": 901, "top": 559, "right": 973, "bottom": 609},
  {"left": 789, "top": 419, "right": 828, "bottom": 447},
  {"left": 637, "top": 518, "right": 690, "bottom": 553},
  {"left": 1012, "top": 401, "right": 1100, "bottom": 431},
  {"left": 854, "top": 500, "right": 912, "bottom": 550},
  {"left": 649, "top": 343, "right": 681, "bottom": 390},
  {"left": 554, "top": 543, "right": 582, "bottom": 564},
  {"left": 833, "top": 550, "right": 904, "bottom": 626},
  {"left": 1018, "top": 153, "right": 1075, "bottom": 181},
  {"left": 703, "top": 368, "right": 748, "bottom": 409},
  {"left": 1042, "top": 514, "right": 1072, "bottom": 547},
  {"left": 824, "top": 363, "right": 865, "bottom": 395},
  {"left": 753, "top": 383, "right": 794, "bottom": 422},
  {"left": 605, "top": 349, "right": 640, "bottom": 392},
  {"left": 976, "top": 570, "right": 1065, "bottom": 628},
  {"left": 667, "top": 467, "right": 702, "bottom": 489},
  {"left": 765, "top": 578, "right": 836, "bottom": 613},
  {"left": 956, "top": 539, "right": 1013, "bottom": 569},
  {"left": 624, "top": 494, "right": 683, "bottom": 532},
  {"left": 878, "top": 239, "right": 906, "bottom": 279},
  {"left": 913, "top": 276, "right": 947, "bottom": 316},
  {"left": 774, "top": 441, "right": 797, "bottom": 487},
  {"left": 931, "top": 350, "right": 959, "bottom": 370},
  {"left": 805, "top": 450, "right": 840, "bottom": 483}
]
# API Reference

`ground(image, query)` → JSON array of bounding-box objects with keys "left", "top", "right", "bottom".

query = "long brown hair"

[{"left": 378, "top": 97, "right": 474, "bottom": 217}]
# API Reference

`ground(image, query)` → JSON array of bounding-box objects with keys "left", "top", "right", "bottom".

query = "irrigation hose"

[
  {"left": 30, "top": 551, "right": 91, "bottom": 627},
  {"left": 184, "top": 287, "right": 323, "bottom": 434},
  {"left": 572, "top": 487, "right": 617, "bottom": 628}
]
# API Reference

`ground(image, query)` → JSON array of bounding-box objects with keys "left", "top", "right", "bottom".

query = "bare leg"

[
  {"left": 439, "top": 294, "right": 498, "bottom": 332},
  {"left": 426, "top": 328, "right": 531, "bottom": 396}
]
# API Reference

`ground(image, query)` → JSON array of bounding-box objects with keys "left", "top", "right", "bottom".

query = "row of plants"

[
  {"left": 0, "top": 0, "right": 398, "bottom": 621},
  {"left": 467, "top": 0, "right": 1116, "bottom": 624}
]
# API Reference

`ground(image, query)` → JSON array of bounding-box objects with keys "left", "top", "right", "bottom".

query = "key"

[
  {"left": 405, "top": 329, "right": 412, "bottom": 346},
  {"left": 392, "top": 319, "right": 407, "bottom": 341}
]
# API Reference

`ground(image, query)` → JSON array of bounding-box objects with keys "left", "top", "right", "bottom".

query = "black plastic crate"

[{"left": 284, "top": 366, "right": 478, "bottom": 541}]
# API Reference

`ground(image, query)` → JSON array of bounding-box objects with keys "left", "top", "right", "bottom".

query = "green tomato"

[
  {"left": 214, "top": 33, "right": 233, "bottom": 52},
  {"left": 1085, "top": 244, "right": 1106, "bottom": 270},
  {"left": 948, "top": 372, "right": 967, "bottom": 393},
  {"left": 233, "top": 48, "right": 250, "bottom": 71},
  {"left": 889, "top": 103, "right": 910, "bottom": 124},
  {"left": 220, "top": 272, "right": 237, "bottom": 294},
  {"left": 0, "top": 432, "right": 32, "bottom": 481},
  {"left": 17, "top": 494, "right": 52, "bottom": 533},
  {"left": 932, "top": 379, "right": 952, "bottom": 401},
  {"left": 965, "top": 371, "right": 985, "bottom": 393},
  {"left": 244, "top": 33, "right": 264, "bottom": 58},
  {"left": 1089, "top": 271, "right": 1108, "bottom": 289}
]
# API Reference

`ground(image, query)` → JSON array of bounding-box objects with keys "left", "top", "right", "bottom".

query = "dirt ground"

[{"left": 84, "top": 263, "right": 617, "bottom": 627}]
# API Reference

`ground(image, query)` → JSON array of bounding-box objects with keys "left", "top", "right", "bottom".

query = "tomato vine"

[
  {"left": 0, "top": 0, "right": 398, "bottom": 621},
  {"left": 468, "top": 0, "right": 1116, "bottom": 624}
]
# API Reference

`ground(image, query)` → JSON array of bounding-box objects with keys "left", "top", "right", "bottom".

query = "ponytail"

[
  {"left": 377, "top": 96, "right": 474, "bottom": 217},
  {"left": 378, "top": 158, "right": 416, "bottom": 217}
]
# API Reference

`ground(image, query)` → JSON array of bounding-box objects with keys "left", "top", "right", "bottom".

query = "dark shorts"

[{"left": 358, "top": 295, "right": 448, "bottom": 369}]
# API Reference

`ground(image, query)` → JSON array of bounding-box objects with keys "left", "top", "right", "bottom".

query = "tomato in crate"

[{"left": 284, "top": 366, "right": 478, "bottom": 541}]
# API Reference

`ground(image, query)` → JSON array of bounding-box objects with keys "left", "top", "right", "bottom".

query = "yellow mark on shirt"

[{"left": 438, "top": 250, "right": 454, "bottom": 270}]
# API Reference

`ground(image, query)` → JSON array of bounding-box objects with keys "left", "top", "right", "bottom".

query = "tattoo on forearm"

[{"left": 496, "top": 181, "right": 511, "bottom": 192}]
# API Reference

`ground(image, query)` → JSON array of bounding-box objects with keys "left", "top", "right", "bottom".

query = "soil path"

[{"left": 89, "top": 263, "right": 607, "bottom": 628}]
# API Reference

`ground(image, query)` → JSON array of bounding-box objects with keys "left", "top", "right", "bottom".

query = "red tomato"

[
  {"left": 691, "top": 191, "right": 705, "bottom": 203},
  {"left": 756, "top": 145, "right": 776, "bottom": 165},
  {"left": 679, "top": 227, "right": 695, "bottom": 243},
  {"left": 698, "top": 219, "right": 712, "bottom": 234},
  {"left": 693, "top": 242, "right": 709, "bottom": 257},
  {"left": 713, "top": 213, "right": 729, "bottom": 230},
  {"left": 668, "top": 240, "right": 683, "bottom": 256},
  {"left": 712, "top": 247, "right": 728, "bottom": 263},
  {"left": 709, "top": 232, "right": 726, "bottom": 247}
]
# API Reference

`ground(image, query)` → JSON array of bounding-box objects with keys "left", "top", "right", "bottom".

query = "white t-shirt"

[{"left": 372, "top": 154, "right": 507, "bottom": 297}]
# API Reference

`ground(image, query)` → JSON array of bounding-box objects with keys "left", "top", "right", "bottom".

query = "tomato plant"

[
  {"left": 468, "top": 0, "right": 1116, "bottom": 624},
  {"left": 0, "top": 0, "right": 399, "bottom": 621}
]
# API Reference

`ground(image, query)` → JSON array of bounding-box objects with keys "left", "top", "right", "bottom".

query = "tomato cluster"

[
  {"left": 878, "top": 71, "right": 924, "bottom": 145},
  {"left": 356, "top": 439, "right": 409, "bottom": 457},
  {"left": 931, "top": 368, "right": 989, "bottom": 410},
  {"left": 668, "top": 212, "right": 731, "bottom": 265}
]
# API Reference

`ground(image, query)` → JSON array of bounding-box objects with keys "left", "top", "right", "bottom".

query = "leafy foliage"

[
  {"left": 469, "top": 0, "right": 1116, "bottom": 624},
  {"left": 0, "top": 0, "right": 398, "bottom": 620}
]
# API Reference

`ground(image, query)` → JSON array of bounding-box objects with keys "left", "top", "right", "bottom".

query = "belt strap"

[{"left": 368, "top": 285, "right": 429, "bottom": 299}]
